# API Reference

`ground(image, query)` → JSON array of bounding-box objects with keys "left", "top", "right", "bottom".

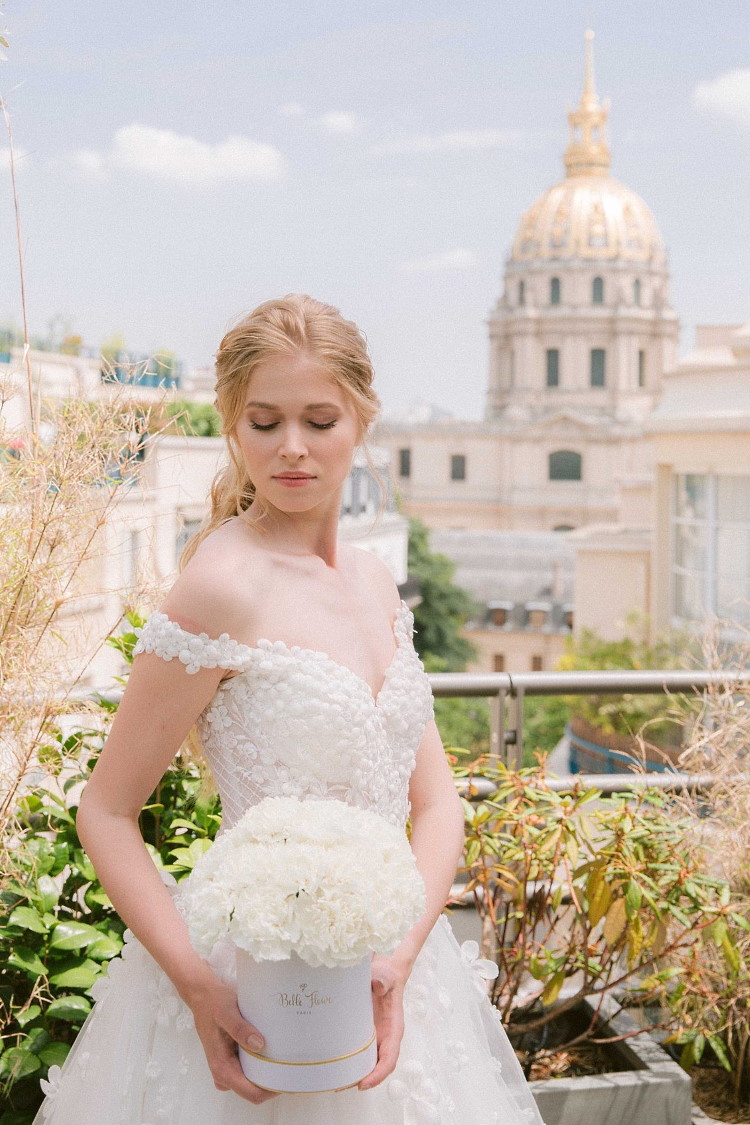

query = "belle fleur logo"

[{"left": 275, "top": 983, "right": 334, "bottom": 1012}]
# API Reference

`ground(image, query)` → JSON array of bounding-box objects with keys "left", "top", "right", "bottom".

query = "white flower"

[
  {"left": 181, "top": 796, "right": 426, "bottom": 967},
  {"left": 39, "top": 1064, "right": 62, "bottom": 1103},
  {"left": 460, "top": 939, "right": 499, "bottom": 991}
]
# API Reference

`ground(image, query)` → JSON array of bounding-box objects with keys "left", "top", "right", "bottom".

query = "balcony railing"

[{"left": 429, "top": 667, "right": 750, "bottom": 785}]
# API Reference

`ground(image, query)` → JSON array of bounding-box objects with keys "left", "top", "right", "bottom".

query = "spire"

[{"left": 564, "top": 29, "right": 611, "bottom": 177}]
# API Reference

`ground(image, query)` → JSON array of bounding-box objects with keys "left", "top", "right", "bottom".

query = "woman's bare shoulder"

[
  {"left": 159, "top": 519, "right": 274, "bottom": 639},
  {"left": 343, "top": 543, "right": 402, "bottom": 616}
]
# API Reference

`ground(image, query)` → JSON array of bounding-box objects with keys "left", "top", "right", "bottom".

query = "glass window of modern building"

[
  {"left": 450, "top": 454, "right": 466, "bottom": 481},
  {"left": 590, "top": 348, "right": 606, "bottom": 387},
  {"left": 592, "top": 276, "right": 604, "bottom": 305},
  {"left": 672, "top": 474, "right": 750, "bottom": 631},
  {"left": 546, "top": 348, "right": 560, "bottom": 387},
  {"left": 398, "top": 447, "right": 411, "bottom": 478},
  {"left": 549, "top": 450, "right": 582, "bottom": 481},
  {"left": 550, "top": 277, "right": 561, "bottom": 305}
]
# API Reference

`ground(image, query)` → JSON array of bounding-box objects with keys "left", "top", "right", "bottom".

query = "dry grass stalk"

[{"left": 0, "top": 391, "right": 157, "bottom": 843}]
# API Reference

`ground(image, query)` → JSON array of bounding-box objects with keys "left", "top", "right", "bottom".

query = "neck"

[{"left": 243, "top": 494, "right": 342, "bottom": 568}]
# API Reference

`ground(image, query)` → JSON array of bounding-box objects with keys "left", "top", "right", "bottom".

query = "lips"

[{"left": 274, "top": 474, "right": 315, "bottom": 480}]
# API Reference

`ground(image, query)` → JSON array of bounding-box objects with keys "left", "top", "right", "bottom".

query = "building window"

[
  {"left": 518, "top": 280, "right": 526, "bottom": 306},
  {"left": 638, "top": 349, "right": 645, "bottom": 388},
  {"left": 592, "top": 276, "right": 604, "bottom": 305},
  {"left": 633, "top": 279, "right": 642, "bottom": 306},
  {"left": 531, "top": 655, "right": 543, "bottom": 671},
  {"left": 546, "top": 348, "right": 560, "bottom": 388},
  {"left": 450, "top": 454, "right": 466, "bottom": 481},
  {"left": 549, "top": 450, "right": 582, "bottom": 481},
  {"left": 493, "top": 653, "right": 505, "bottom": 672},
  {"left": 672, "top": 473, "right": 750, "bottom": 631},
  {"left": 398, "top": 447, "right": 411, "bottom": 478},
  {"left": 550, "top": 277, "right": 561, "bottom": 305},
  {"left": 590, "top": 348, "right": 606, "bottom": 387},
  {"left": 490, "top": 607, "right": 508, "bottom": 627},
  {"left": 528, "top": 606, "right": 548, "bottom": 628},
  {"left": 564, "top": 607, "right": 574, "bottom": 630}
]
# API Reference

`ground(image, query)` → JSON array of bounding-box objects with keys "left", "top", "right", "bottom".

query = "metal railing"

[{"left": 428, "top": 667, "right": 750, "bottom": 785}]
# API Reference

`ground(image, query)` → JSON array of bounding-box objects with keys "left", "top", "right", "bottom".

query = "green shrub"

[{"left": 0, "top": 619, "right": 221, "bottom": 1123}]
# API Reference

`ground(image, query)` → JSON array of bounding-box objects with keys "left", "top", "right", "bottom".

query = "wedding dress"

[{"left": 34, "top": 601, "right": 543, "bottom": 1125}]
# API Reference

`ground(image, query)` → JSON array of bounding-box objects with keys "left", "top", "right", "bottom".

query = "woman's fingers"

[{"left": 358, "top": 974, "right": 405, "bottom": 1091}]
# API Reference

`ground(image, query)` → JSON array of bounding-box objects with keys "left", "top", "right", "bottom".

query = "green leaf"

[
  {"left": 49, "top": 962, "right": 99, "bottom": 989},
  {"left": 0, "top": 1047, "right": 42, "bottom": 1079},
  {"left": 87, "top": 933, "right": 122, "bottom": 960},
  {"left": 46, "top": 994, "right": 92, "bottom": 1021},
  {"left": 707, "top": 1034, "right": 731, "bottom": 1071},
  {"left": 16, "top": 1004, "right": 42, "bottom": 1028},
  {"left": 50, "top": 921, "right": 105, "bottom": 950},
  {"left": 8, "top": 945, "right": 47, "bottom": 978},
  {"left": 541, "top": 970, "right": 565, "bottom": 1007},
  {"left": 8, "top": 905, "right": 47, "bottom": 934},
  {"left": 37, "top": 874, "right": 60, "bottom": 912},
  {"left": 39, "top": 1042, "right": 71, "bottom": 1068}
]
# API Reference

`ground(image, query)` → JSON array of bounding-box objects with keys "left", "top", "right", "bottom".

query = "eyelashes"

[{"left": 249, "top": 420, "right": 338, "bottom": 432}]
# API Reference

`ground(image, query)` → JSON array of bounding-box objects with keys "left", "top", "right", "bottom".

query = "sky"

[{"left": 1, "top": 1, "right": 749, "bottom": 420}]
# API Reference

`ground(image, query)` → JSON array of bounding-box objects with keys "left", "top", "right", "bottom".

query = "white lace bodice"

[{"left": 133, "top": 602, "right": 434, "bottom": 830}]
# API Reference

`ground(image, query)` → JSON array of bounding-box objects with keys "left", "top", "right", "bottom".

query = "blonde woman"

[{"left": 34, "top": 295, "right": 543, "bottom": 1124}]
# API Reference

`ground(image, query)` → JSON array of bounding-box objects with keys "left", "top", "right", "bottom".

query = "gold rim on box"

[{"left": 240, "top": 1029, "right": 376, "bottom": 1067}]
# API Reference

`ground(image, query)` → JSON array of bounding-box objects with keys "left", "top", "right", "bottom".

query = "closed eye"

[{"left": 250, "top": 420, "right": 338, "bottom": 431}]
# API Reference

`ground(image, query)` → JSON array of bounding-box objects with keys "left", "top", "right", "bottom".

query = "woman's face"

[{"left": 235, "top": 351, "right": 361, "bottom": 513}]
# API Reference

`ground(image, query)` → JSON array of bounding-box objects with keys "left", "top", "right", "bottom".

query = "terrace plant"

[
  {"left": 0, "top": 623, "right": 222, "bottom": 1123},
  {"left": 453, "top": 754, "right": 747, "bottom": 1073}
]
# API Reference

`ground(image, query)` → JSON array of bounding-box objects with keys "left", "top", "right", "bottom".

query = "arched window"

[
  {"left": 518, "top": 280, "right": 526, "bottom": 307},
  {"left": 633, "top": 279, "right": 641, "bottom": 306},
  {"left": 549, "top": 450, "right": 582, "bottom": 481},
  {"left": 550, "top": 277, "right": 561, "bottom": 305},
  {"left": 592, "top": 276, "right": 604, "bottom": 305}
]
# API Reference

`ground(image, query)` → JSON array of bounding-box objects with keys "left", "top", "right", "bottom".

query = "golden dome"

[
  {"left": 510, "top": 175, "right": 665, "bottom": 264},
  {"left": 510, "top": 31, "right": 665, "bottom": 266}
]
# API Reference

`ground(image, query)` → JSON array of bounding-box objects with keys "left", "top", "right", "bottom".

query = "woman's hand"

[
  {"left": 357, "top": 954, "right": 409, "bottom": 1092},
  {"left": 186, "top": 972, "right": 280, "bottom": 1105}
]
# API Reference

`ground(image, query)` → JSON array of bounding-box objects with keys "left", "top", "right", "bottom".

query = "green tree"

[
  {"left": 406, "top": 519, "right": 489, "bottom": 756},
  {"left": 407, "top": 518, "right": 477, "bottom": 670}
]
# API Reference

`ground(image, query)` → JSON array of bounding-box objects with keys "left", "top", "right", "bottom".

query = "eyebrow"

[{"left": 244, "top": 401, "right": 341, "bottom": 411}]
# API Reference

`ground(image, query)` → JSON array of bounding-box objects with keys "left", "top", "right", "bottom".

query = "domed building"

[{"left": 380, "top": 32, "right": 679, "bottom": 533}]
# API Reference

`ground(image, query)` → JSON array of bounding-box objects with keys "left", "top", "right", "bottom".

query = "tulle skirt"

[{"left": 34, "top": 904, "right": 543, "bottom": 1125}]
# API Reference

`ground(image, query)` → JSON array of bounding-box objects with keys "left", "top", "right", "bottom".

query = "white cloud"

[
  {"left": 372, "top": 128, "right": 524, "bottom": 156},
  {"left": 279, "top": 101, "right": 304, "bottom": 117},
  {"left": 400, "top": 248, "right": 477, "bottom": 273},
  {"left": 694, "top": 68, "right": 750, "bottom": 128},
  {"left": 68, "top": 124, "right": 286, "bottom": 185},
  {"left": 319, "top": 111, "right": 360, "bottom": 135}
]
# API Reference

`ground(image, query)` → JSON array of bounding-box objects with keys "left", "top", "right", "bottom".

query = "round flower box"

[{"left": 236, "top": 950, "right": 377, "bottom": 1093}]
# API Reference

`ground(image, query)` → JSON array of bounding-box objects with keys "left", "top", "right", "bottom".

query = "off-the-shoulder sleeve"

[{"left": 133, "top": 612, "right": 252, "bottom": 675}]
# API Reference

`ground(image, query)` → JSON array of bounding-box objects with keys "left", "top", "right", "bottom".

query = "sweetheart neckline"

[{"left": 217, "top": 601, "right": 412, "bottom": 707}]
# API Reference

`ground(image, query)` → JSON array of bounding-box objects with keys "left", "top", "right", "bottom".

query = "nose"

[{"left": 277, "top": 422, "right": 308, "bottom": 461}]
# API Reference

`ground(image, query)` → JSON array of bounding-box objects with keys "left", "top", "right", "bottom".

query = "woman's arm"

[
  {"left": 358, "top": 716, "right": 465, "bottom": 1091},
  {"left": 76, "top": 628, "right": 277, "bottom": 1105},
  {"left": 392, "top": 717, "right": 465, "bottom": 975}
]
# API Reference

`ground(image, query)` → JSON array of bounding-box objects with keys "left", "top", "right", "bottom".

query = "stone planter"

[{"left": 526, "top": 993, "right": 692, "bottom": 1125}]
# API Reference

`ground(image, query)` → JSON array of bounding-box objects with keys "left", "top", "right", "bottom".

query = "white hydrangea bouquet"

[{"left": 181, "top": 796, "right": 426, "bottom": 1093}]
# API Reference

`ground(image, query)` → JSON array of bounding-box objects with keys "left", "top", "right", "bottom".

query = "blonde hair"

[{"left": 180, "top": 294, "right": 382, "bottom": 568}]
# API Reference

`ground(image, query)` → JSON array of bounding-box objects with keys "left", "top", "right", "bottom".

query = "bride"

[{"left": 35, "top": 295, "right": 544, "bottom": 1123}]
